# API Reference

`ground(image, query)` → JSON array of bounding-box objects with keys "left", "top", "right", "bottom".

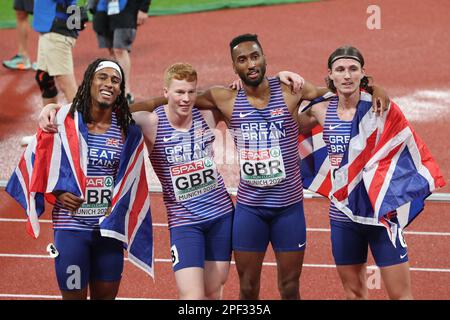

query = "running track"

[{"left": 0, "top": 0, "right": 449, "bottom": 299}]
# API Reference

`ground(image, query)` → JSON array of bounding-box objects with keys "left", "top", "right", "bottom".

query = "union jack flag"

[
  {"left": 106, "top": 138, "right": 120, "bottom": 146},
  {"left": 299, "top": 92, "right": 445, "bottom": 245},
  {"left": 6, "top": 105, "right": 154, "bottom": 277},
  {"left": 271, "top": 108, "right": 284, "bottom": 117}
]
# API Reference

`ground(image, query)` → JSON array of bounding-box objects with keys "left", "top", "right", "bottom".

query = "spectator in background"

[
  {"left": 21, "top": 0, "right": 79, "bottom": 146},
  {"left": 3, "top": 0, "right": 37, "bottom": 71},
  {"left": 92, "top": 0, "right": 151, "bottom": 105}
]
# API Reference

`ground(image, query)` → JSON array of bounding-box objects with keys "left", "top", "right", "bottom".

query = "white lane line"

[
  {"left": 405, "top": 231, "right": 450, "bottom": 236},
  {"left": 1, "top": 219, "right": 449, "bottom": 236},
  {"left": 0, "top": 294, "right": 165, "bottom": 300},
  {"left": 0, "top": 254, "right": 50, "bottom": 259},
  {"left": 1, "top": 254, "right": 449, "bottom": 273}
]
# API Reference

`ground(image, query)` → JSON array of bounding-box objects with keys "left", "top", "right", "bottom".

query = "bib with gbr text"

[
  {"left": 73, "top": 176, "right": 114, "bottom": 217},
  {"left": 239, "top": 146, "right": 286, "bottom": 187},
  {"left": 170, "top": 158, "right": 219, "bottom": 202}
]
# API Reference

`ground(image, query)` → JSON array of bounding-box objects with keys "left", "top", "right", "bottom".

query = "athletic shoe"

[
  {"left": 3, "top": 54, "right": 31, "bottom": 71},
  {"left": 31, "top": 62, "right": 38, "bottom": 71},
  {"left": 126, "top": 92, "right": 135, "bottom": 105}
]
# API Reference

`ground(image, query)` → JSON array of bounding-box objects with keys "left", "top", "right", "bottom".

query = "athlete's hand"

[
  {"left": 137, "top": 10, "right": 148, "bottom": 26},
  {"left": 55, "top": 192, "right": 84, "bottom": 212},
  {"left": 278, "top": 71, "right": 304, "bottom": 94},
  {"left": 229, "top": 79, "right": 243, "bottom": 91},
  {"left": 371, "top": 85, "right": 390, "bottom": 116},
  {"left": 39, "top": 104, "right": 61, "bottom": 133}
]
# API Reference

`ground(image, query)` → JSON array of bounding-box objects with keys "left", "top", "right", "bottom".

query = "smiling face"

[
  {"left": 328, "top": 58, "right": 365, "bottom": 96},
  {"left": 231, "top": 41, "right": 266, "bottom": 87},
  {"left": 164, "top": 78, "right": 197, "bottom": 117},
  {"left": 90, "top": 67, "right": 122, "bottom": 109}
]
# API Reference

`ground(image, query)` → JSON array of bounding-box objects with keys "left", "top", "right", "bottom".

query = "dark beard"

[
  {"left": 98, "top": 102, "right": 111, "bottom": 109},
  {"left": 240, "top": 64, "right": 266, "bottom": 87},
  {"left": 242, "top": 75, "right": 264, "bottom": 87}
]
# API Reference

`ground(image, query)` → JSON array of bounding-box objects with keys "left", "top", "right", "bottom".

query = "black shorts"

[
  {"left": 96, "top": 28, "right": 136, "bottom": 51},
  {"left": 13, "top": 0, "right": 34, "bottom": 14}
]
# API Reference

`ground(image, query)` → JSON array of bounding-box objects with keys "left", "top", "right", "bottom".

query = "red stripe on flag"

[
  {"left": 333, "top": 186, "right": 347, "bottom": 202},
  {"left": 383, "top": 103, "right": 444, "bottom": 189},
  {"left": 333, "top": 130, "right": 378, "bottom": 202},
  {"left": 411, "top": 129, "right": 446, "bottom": 189},
  {"left": 17, "top": 155, "right": 30, "bottom": 195},
  {"left": 112, "top": 142, "right": 144, "bottom": 205},
  {"left": 367, "top": 144, "right": 403, "bottom": 206},
  {"left": 348, "top": 129, "right": 378, "bottom": 184},
  {"left": 26, "top": 217, "right": 38, "bottom": 239},
  {"left": 127, "top": 165, "right": 149, "bottom": 242},
  {"left": 371, "top": 103, "right": 408, "bottom": 155},
  {"left": 64, "top": 115, "right": 86, "bottom": 192},
  {"left": 298, "top": 125, "right": 323, "bottom": 144},
  {"left": 30, "top": 131, "right": 54, "bottom": 193},
  {"left": 316, "top": 171, "right": 332, "bottom": 197}
]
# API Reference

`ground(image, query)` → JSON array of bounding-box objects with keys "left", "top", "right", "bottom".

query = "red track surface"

[
  {"left": 1, "top": 0, "right": 449, "bottom": 299},
  {"left": 1, "top": 192, "right": 449, "bottom": 299}
]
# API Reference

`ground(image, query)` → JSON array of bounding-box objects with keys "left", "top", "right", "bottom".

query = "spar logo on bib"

[
  {"left": 240, "top": 147, "right": 286, "bottom": 187},
  {"left": 329, "top": 154, "right": 343, "bottom": 167},
  {"left": 170, "top": 158, "right": 219, "bottom": 202},
  {"left": 73, "top": 176, "right": 113, "bottom": 217}
]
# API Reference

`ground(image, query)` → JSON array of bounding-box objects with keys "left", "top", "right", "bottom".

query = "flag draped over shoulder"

[
  {"left": 6, "top": 105, "right": 154, "bottom": 278},
  {"left": 299, "top": 92, "right": 445, "bottom": 243}
]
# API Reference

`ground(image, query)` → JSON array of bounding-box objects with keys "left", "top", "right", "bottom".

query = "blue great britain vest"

[
  {"left": 229, "top": 77, "right": 303, "bottom": 207},
  {"left": 149, "top": 106, "right": 233, "bottom": 228}
]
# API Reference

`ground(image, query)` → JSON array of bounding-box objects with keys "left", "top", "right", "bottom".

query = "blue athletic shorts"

[
  {"left": 169, "top": 214, "right": 233, "bottom": 272},
  {"left": 53, "top": 229, "right": 124, "bottom": 291},
  {"left": 330, "top": 218, "right": 408, "bottom": 267},
  {"left": 232, "top": 201, "right": 306, "bottom": 252}
]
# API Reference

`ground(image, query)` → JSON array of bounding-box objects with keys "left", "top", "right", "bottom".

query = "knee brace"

[{"left": 35, "top": 70, "right": 58, "bottom": 98}]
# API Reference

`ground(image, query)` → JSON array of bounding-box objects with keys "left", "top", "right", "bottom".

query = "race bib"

[
  {"left": 239, "top": 147, "right": 286, "bottom": 187},
  {"left": 330, "top": 154, "right": 345, "bottom": 189},
  {"left": 73, "top": 176, "right": 114, "bottom": 217},
  {"left": 170, "top": 158, "right": 218, "bottom": 202}
]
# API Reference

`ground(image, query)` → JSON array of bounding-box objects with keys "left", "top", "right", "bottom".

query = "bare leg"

[
  {"left": 234, "top": 251, "right": 266, "bottom": 300},
  {"left": 274, "top": 251, "right": 304, "bottom": 300},
  {"left": 113, "top": 48, "right": 131, "bottom": 94},
  {"left": 336, "top": 263, "right": 369, "bottom": 299},
  {"left": 204, "top": 261, "right": 230, "bottom": 300},
  {"left": 89, "top": 280, "right": 121, "bottom": 300},
  {"left": 108, "top": 48, "right": 115, "bottom": 60},
  {"left": 174, "top": 267, "right": 205, "bottom": 300},
  {"left": 15, "top": 10, "right": 30, "bottom": 59},
  {"left": 54, "top": 74, "right": 77, "bottom": 103},
  {"left": 380, "top": 262, "right": 413, "bottom": 300},
  {"left": 60, "top": 287, "right": 88, "bottom": 300}
]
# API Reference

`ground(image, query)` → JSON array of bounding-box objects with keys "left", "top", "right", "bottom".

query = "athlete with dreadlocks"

[
  {"left": 40, "top": 62, "right": 234, "bottom": 300},
  {"left": 37, "top": 58, "right": 136, "bottom": 299}
]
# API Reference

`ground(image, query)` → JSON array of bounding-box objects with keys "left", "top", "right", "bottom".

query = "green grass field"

[{"left": 0, "top": 0, "right": 316, "bottom": 28}]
